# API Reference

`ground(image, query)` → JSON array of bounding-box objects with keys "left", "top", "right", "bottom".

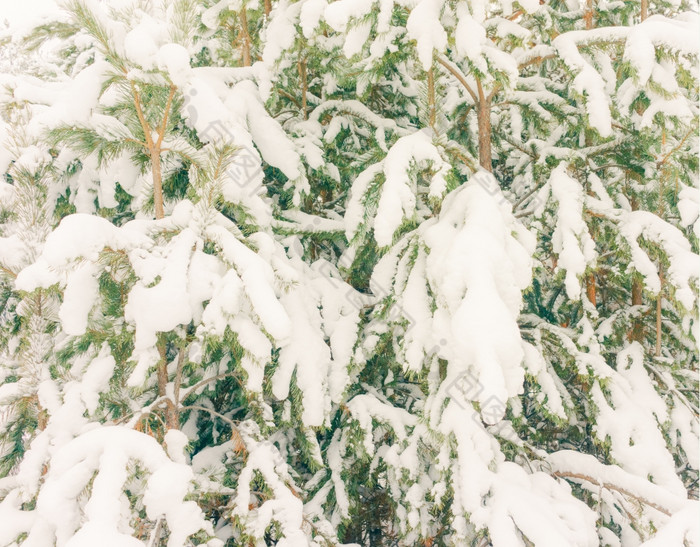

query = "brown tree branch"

[
  {"left": 130, "top": 81, "right": 167, "bottom": 218},
  {"left": 518, "top": 54, "right": 557, "bottom": 70},
  {"left": 656, "top": 127, "right": 694, "bottom": 168},
  {"left": 130, "top": 82, "right": 154, "bottom": 149},
  {"left": 239, "top": 8, "right": 252, "bottom": 66},
  {"left": 155, "top": 84, "right": 177, "bottom": 150},
  {"left": 298, "top": 57, "right": 308, "bottom": 120},
  {"left": 437, "top": 57, "right": 478, "bottom": 103},
  {"left": 476, "top": 78, "right": 493, "bottom": 171},
  {"left": 553, "top": 471, "right": 674, "bottom": 516},
  {"left": 180, "top": 405, "right": 246, "bottom": 453},
  {"left": 428, "top": 66, "right": 436, "bottom": 129}
]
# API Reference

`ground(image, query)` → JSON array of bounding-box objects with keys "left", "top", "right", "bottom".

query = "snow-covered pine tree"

[
  {"left": 0, "top": 1, "right": 359, "bottom": 544},
  {"left": 261, "top": 0, "right": 699, "bottom": 544},
  {"left": 0, "top": 0, "right": 697, "bottom": 546}
]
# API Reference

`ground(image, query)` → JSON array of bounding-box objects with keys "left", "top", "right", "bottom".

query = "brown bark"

[
  {"left": 34, "top": 397, "right": 48, "bottom": 431},
  {"left": 628, "top": 278, "right": 645, "bottom": 343},
  {"left": 264, "top": 0, "right": 271, "bottom": 16},
  {"left": 150, "top": 150, "right": 165, "bottom": 220},
  {"left": 656, "top": 127, "right": 693, "bottom": 169},
  {"left": 654, "top": 148, "right": 665, "bottom": 356},
  {"left": 240, "top": 9, "right": 252, "bottom": 66},
  {"left": 437, "top": 57, "right": 477, "bottom": 103},
  {"left": 157, "top": 337, "right": 179, "bottom": 430},
  {"left": 476, "top": 79, "right": 492, "bottom": 172},
  {"left": 655, "top": 273, "right": 662, "bottom": 357},
  {"left": 170, "top": 347, "right": 185, "bottom": 429},
  {"left": 298, "top": 58, "right": 308, "bottom": 120},
  {"left": 554, "top": 471, "right": 674, "bottom": 517},
  {"left": 131, "top": 83, "right": 162, "bottom": 219},
  {"left": 585, "top": 273, "right": 596, "bottom": 307},
  {"left": 130, "top": 83, "right": 176, "bottom": 220},
  {"left": 507, "top": 9, "right": 524, "bottom": 20},
  {"left": 631, "top": 279, "right": 643, "bottom": 307},
  {"left": 477, "top": 104, "right": 492, "bottom": 170},
  {"left": 653, "top": 132, "right": 667, "bottom": 356},
  {"left": 437, "top": 57, "right": 493, "bottom": 171},
  {"left": 641, "top": 0, "right": 648, "bottom": 21},
  {"left": 427, "top": 67, "right": 436, "bottom": 129},
  {"left": 627, "top": 192, "right": 645, "bottom": 342},
  {"left": 584, "top": 0, "right": 594, "bottom": 29}
]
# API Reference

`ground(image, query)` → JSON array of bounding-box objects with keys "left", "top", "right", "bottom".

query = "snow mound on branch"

[
  {"left": 369, "top": 171, "right": 534, "bottom": 422},
  {"left": 14, "top": 203, "right": 360, "bottom": 427},
  {"left": 422, "top": 172, "right": 533, "bottom": 422},
  {"left": 351, "top": 129, "right": 450, "bottom": 247},
  {"left": 548, "top": 163, "right": 597, "bottom": 299},
  {"left": 0, "top": 427, "right": 211, "bottom": 546}
]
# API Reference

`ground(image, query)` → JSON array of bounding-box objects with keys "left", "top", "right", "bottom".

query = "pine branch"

[
  {"left": 68, "top": 0, "right": 127, "bottom": 73},
  {"left": 155, "top": 84, "right": 178, "bottom": 150},
  {"left": 436, "top": 57, "right": 478, "bottom": 103},
  {"left": 553, "top": 471, "right": 676, "bottom": 516}
]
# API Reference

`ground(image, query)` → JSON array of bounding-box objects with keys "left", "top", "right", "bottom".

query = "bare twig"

[
  {"left": 656, "top": 127, "right": 694, "bottom": 168},
  {"left": 180, "top": 404, "right": 246, "bottom": 453},
  {"left": 181, "top": 371, "right": 244, "bottom": 401},
  {"left": 239, "top": 8, "right": 252, "bottom": 66},
  {"left": 147, "top": 517, "right": 163, "bottom": 547},
  {"left": 554, "top": 471, "right": 675, "bottom": 516},
  {"left": 298, "top": 57, "right": 308, "bottom": 120}
]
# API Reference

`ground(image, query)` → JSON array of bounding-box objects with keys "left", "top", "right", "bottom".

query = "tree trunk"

[
  {"left": 629, "top": 277, "right": 644, "bottom": 342},
  {"left": 586, "top": 273, "right": 596, "bottom": 307},
  {"left": 240, "top": 9, "right": 252, "bottom": 66},
  {"left": 151, "top": 150, "right": 165, "bottom": 220},
  {"left": 655, "top": 278, "right": 662, "bottom": 357},
  {"left": 628, "top": 192, "right": 644, "bottom": 342},
  {"left": 428, "top": 67, "right": 436, "bottom": 129},
  {"left": 631, "top": 279, "right": 643, "bottom": 307},
  {"left": 298, "top": 58, "right": 308, "bottom": 120},
  {"left": 130, "top": 82, "right": 175, "bottom": 220},
  {"left": 477, "top": 95, "right": 492, "bottom": 171},
  {"left": 584, "top": 0, "right": 594, "bottom": 29},
  {"left": 157, "top": 336, "right": 179, "bottom": 430}
]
